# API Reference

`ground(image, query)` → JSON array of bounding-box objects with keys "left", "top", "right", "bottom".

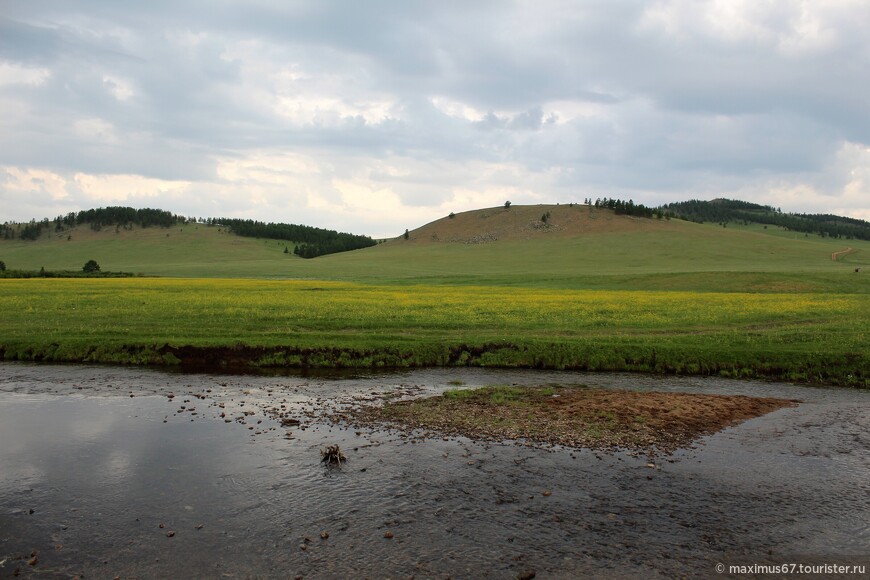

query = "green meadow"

[{"left": 1, "top": 207, "right": 868, "bottom": 385}]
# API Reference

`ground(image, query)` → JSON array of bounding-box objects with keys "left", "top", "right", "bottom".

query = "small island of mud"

[{"left": 352, "top": 385, "right": 800, "bottom": 454}]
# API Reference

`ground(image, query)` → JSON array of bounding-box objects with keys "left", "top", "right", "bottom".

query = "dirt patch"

[
  {"left": 831, "top": 247, "right": 855, "bottom": 261},
  {"left": 350, "top": 385, "right": 799, "bottom": 455},
  {"left": 391, "top": 204, "right": 674, "bottom": 245}
]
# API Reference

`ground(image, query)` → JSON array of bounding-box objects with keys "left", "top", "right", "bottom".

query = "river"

[{"left": 1, "top": 363, "right": 867, "bottom": 578}]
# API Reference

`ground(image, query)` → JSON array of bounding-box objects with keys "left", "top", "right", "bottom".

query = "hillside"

[
  {"left": 661, "top": 198, "right": 870, "bottom": 240},
  {"left": 393, "top": 203, "right": 666, "bottom": 244},
  {"left": 1, "top": 206, "right": 376, "bottom": 259},
  {"left": 0, "top": 222, "right": 298, "bottom": 278},
  {"left": 2, "top": 203, "right": 868, "bottom": 292},
  {"left": 331, "top": 205, "right": 868, "bottom": 292}
]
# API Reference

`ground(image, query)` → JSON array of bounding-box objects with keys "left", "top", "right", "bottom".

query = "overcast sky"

[{"left": 2, "top": 1, "right": 869, "bottom": 237}]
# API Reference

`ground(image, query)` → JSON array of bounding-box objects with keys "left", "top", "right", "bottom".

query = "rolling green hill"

[
  {"left": 0, "top": 222, "right": 297, "bottom": 278},
  {"left": 1, "top": 204, "right": 868, "bottom": 292}
]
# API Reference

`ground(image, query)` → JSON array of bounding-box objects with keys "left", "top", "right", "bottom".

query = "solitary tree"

[
  {"left": 82, "top": 259, "right": 101, "bottom": 273},
  {"left": 504, "top": 201, "right": 512, "bottom": 209},
  {"left": 403, "top": 229, "right": 410, "bottom": 240}
]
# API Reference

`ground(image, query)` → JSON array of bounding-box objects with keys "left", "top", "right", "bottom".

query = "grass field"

[
  {"left": 1, "top": 206, "right": 867, "bottom": 385},
  {"left": 0, "top": 278, "right": 866, "bottom": 386}
]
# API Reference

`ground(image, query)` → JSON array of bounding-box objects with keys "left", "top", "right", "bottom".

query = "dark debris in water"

[{"left": 320, "top": 444, "right": 347, "bottom": 466}]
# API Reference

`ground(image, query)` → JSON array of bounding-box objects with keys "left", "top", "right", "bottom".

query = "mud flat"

[
  {"left": 351, "top": 385, "right": 799, "bottom": 455},
  {"left": 0, "top": 363, "right": 868, "bottom": 578}
]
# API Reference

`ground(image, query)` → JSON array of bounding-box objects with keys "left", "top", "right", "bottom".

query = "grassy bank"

[{"left": 1, "top": 278, "right": 866, "bottom": 386}]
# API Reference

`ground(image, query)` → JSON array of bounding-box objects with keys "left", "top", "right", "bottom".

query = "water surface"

[{"left": 1, "top": 364, "right": 868, "bottom": 578}]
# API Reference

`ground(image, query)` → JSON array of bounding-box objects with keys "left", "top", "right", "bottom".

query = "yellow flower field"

[{"left": 1, "top": 278, "right": 866, "bottom": 385}]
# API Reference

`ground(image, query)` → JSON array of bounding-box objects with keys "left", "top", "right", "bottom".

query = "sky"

[{"left": 1, "top": 1, "right": 869, "bottom": 238}]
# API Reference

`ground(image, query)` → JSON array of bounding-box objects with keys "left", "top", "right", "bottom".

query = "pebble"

[{"left": 383, "top": 531, "right": 394, "bottom": 539}]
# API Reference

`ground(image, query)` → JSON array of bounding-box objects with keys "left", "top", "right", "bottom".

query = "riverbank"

[{"left": 1, "top": 278, "right": 867, "bottom": 387}]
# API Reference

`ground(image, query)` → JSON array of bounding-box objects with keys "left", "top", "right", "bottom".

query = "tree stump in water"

[{"left": 321, "top": 444, "right": 347, "bottom": 466}]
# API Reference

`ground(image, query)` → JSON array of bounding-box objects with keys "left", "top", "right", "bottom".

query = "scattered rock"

[
  {"left": 165, "top": 531, "right": 175, "bottom": 538},
  {"left": 517, "top": 570, "right": 536, "bottom": 580},
  {"left": 383, "top": 531, "right": 394, "bottom": 539},
  {"left": 320, "top": 531, "right": 329, "bottom": 539},
  {"left": 542, "top": 490, "right": 552, "bottom": 497}
]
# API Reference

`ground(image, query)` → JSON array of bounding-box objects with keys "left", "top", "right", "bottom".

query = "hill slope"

[
  {"left": 662, "top": 198, "right": 870, "bottom": 240},
  {"left": 396, "top": 203, "right": 664, "bottom": 244},
  {"left": 0, "top": 222, "right": 298, "bottom": 278},
  {"left": 2, "top": 204, "right": 868, "bottom": 292},
  {"left": 325, "top": 204, "right": 867, "bottom": 292}
]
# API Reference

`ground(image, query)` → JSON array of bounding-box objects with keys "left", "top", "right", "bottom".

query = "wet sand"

[{"left": 0, "top": 363, "right": 868, "bottom": 578}]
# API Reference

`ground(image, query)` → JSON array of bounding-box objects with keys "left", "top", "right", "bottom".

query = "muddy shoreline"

[
  {"left": 2, "top": 341, "right": 864, "bottom": 387},
  {"left": 349, "top": 385, "right": 800, "bottom": 455}
]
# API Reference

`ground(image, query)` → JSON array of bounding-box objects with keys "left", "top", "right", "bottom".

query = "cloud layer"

[{"left": 2, "top": 0, "right": 869, "bottom": 236}]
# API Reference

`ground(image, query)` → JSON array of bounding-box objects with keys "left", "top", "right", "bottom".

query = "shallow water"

[{"left": 0, "top": 363, "right": 868, "bottom": 578}]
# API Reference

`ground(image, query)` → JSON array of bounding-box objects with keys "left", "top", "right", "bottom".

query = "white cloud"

[
  {"left": 431, "top": 96, "right": 487, "bottom": 122},
  {"left": 219, "top": 38, "right": 399, "bottom": 126},
  {"left": 216, "top": 152, "right": 322, "bottom": 185},
  {"left": 102, "top": 75, "right": 134, "bottom": 101},
  {"left": 638, "top": 0, "right": 852, "bottom": 54},
  {"left": 0, "top": 61, "right": 51, "bottom": 86},
  {"left": 273, "top": 95, "right": 396, "bottom": 126},
  {"left": 73, "top": 173, "right": 190, "bottom": 202},
  {"left": 3, "top": 166, "right": 69, "bottom": 200},
  {"left": 73, "top": 118, "right": 118, "bottom": 144}
]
